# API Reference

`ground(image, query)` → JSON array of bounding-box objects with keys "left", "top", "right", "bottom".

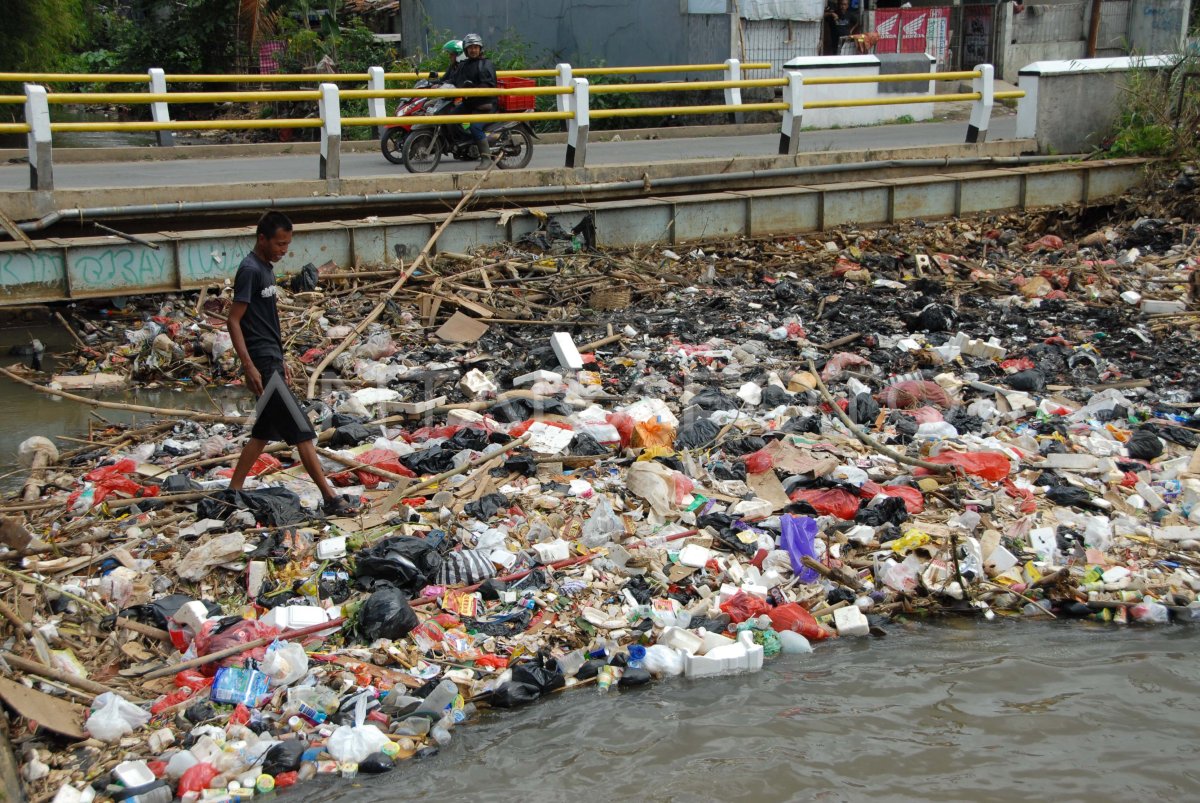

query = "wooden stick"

[
  {"left": 0, "top": 565, "right": 108, "bottom": 616},
  {"left": 0, "top": 530, "right": 111, "bottom": 563},
  {"left": 0, "top": 599, "right": 29, "bottom": 635},
  {"left": 0, "top": 366, "right": 245, "bottom": 424},
  {"left": 137, "top": 617, "right": 346, "bottom": 680},
  {"left": 54, "top": 311, "right": 88, "bottom": 350},
  {"left": 807, "top": 359, "right": 953, "bottom": 474},
  {"left": 578, "top": 332, "right": 625, "bottom": 352},
  {"left": 306, "top": 169, "right": 496, "bottom": 400},
  {"left": 0, "top": 651, "right": 124, "bottom": 699},
  {"left": 801, "top": 556, "right": 865, "bottom": 591},
  {"left": 114, "top": 616, "right": 172, "bottom": 644},
  {"left": 377, "top": 434, "right": 532, "bottom": 511},
  {"left": 316, "top": 447, "right": 412, "bottom": 484},
  {"left": 816, "top": 331, "right": 861, "bottom": 350}
]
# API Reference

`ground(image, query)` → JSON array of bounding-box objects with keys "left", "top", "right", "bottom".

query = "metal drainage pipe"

[{"left": 17, "top": 154, "right": 1083, "bottom": 234}]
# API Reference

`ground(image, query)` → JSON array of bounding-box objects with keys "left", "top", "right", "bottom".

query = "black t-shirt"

[
  {"left": 831, "top": 10, "right": 858, "bottom": 40},
  {"left": 232, "top": 251, "right": 284, "bottom": 362}
]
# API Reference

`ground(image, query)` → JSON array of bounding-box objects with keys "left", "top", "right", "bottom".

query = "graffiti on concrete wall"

[
  {"left": 0, "top": 250, "right": 64, "bottom": 291},
  {"left": 72, "top": 246, "right": 170, "bottom": 290}
]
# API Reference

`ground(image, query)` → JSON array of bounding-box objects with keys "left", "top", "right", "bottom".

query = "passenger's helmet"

[
  {"left": 442, "top": 39, "right": 464, "bottom": 56},
  {"left": 463, "top": 33, "right": 484, "bottom": 50}
]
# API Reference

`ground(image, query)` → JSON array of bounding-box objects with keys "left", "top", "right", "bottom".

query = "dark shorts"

[{"left": 249, "top": 357, "right": 316, "bottom": 446}]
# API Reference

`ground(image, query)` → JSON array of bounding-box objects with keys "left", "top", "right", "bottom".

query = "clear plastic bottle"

[{"left": 414, "top": 678, "right": 458, "bottom": 718}]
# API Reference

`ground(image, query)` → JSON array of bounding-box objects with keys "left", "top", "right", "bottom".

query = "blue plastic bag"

[{"left": 779, "top": 514, "right": 820, "bottom": 583}]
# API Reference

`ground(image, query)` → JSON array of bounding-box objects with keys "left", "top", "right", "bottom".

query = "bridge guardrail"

[{"left": 5, "top": 62, "right": 1022, "bottom": 190}]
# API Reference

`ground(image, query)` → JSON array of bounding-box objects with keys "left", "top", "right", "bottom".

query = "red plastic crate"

[{"left": 498, "top": 76, "right": 536, "bottom": 112}]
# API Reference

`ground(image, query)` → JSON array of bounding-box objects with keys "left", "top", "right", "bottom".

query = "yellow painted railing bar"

[
  {"left": 0, "top": 73, "right": 146, "bottom": 83},
  {"left": 46, "top": 91, "right": 322, "bottom": 104},
  {"left": 804, "top": 70, "right": 981, "bottom": 85},
  {"left": 496, "top": 69, "right": 561, "bottom": 79},
  {"left": 995, "top": 90, "right": 1025, "bottom": 99},
  {"left": 591, "top": 78, "right": 787, "bottom": 94},
  {"left": 591, "top": 102, "right": 788, "bottom": 119},
  {"left": 165, "top": 73, "right": 368, "bottom": 83},
  {"left": 804, "top": 92, "right": 980, "bottom": 110},
  {"left": 49, "top": 119, "right": 322, "bottom": 132},
  {"left": 340, "top": 85, "right": 571, "bottom": 100},
  {"left": 0, "top": 95, "right": 24, "bottom": 104},
  {"left": 343, "top": 111, "right": 574, "bottom": 126},
  {"left": 0, "top": 124, "right": 30, "bottom": 134},
  {"left": 573, "top": 62, "right": 771, "bottom": 76}
]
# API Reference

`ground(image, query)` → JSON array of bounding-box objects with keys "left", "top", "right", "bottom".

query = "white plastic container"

[
  {"left": 657, "top": 626, "right": 703, "bottom": 655},
  {"left": 833, "top": 605, "right": 870, "bottom": 637},
  {"left": 261, "top": 605, "right": 335, "bottom": 632},
  {"left": 681, "top": 631, "right": 764, "bottom": 678},
  {"left": 170, "top": 600, "right": 211, "bottom": 633},
  {"left": 677, "top": 543, "right": 712, "bottom": 568},
  {"left": 316, "top": 536, "right": 347, "bottom": 560},
  {"left": 532, "top": 539, "right": 570, "bottom": 564}
]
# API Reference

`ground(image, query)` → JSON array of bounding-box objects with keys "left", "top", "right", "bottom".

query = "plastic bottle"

[
  {"left": 414, "top": 678, "right": 458, "bottom": 718},
  {"left": 627, "top": 645, "right": 646, "bottom": 669},
  {"left": 430, "top": 715, "right": 453, "bottom": 746}
]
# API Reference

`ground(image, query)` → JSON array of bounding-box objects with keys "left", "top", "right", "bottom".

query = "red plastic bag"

[
  {"left": 720, "top": 591, "right": 771, "bottom": 624},
  {"left": 84, "top": 458, "right": 137, "bottom": 482},
  {"left": 860, "top": 481, "right": 925, "bottom": 514},
  {"left": 606, "top": 412, "right": 635, "bottom": 448},
  {"left": 192, "top": 619, "right": 279, "bottom": 671},
  {"left": 175, "top": 670, "right": 213, "bottom": 691},
  {"left": 790, "top": 487, "right": 860, "bottom": 520},
  {"left": 93, "top": 476, "right": 160, "bottom": 505},
  {"left": 767, "top": 602, "right": 833, "bottom": 642},
  {"left": 672, "top": 472, "right": 695, "bottom": 505},
  {"left": 405, "top": 425, "right": 460, "bottom": 444},
  {"left": 743, "top": 450, "right": 774, "bottom": 474},
  {"left": 178, "top": 763, "right": 219, "bottom": 795},
  {"left": 150, "top": 686, "right": 195, "bottom": 714},
  {"left": 878, "top": 380, "right": 952, "bottom": 410},
  {"left": 914, "top": 451, "right": 1012, "bottom": 481},
  {"left": 229, "top": 703, "right": 251, "bottom": 725},
  {"left": 909, "top": 406, "right": 944, "bottom": 424},
  {"left": 509, "top": 419, "right": 573, "bottom": 438},
  {"left": 330, "top": 448, "right": 416, "bottom": 489}
]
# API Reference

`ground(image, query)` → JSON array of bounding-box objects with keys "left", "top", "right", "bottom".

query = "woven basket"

[{"left": 589, "top": 286, "right": 631, "bottom": 311}]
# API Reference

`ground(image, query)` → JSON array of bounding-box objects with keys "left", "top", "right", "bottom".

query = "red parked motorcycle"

[{"left": 380, "top": 76, "right": 439, "bottom": 165}]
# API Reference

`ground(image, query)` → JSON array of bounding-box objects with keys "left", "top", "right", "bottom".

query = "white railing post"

[
  {"left": 779, "top": 69, "right": 803, "bottom": 156},
  {"left": 24, "top": 84, "right": 53, "bottom": 191},
  {"left": 967, "top": 63, "right": 994, "bottom": 143},
  {"left": 724, "top": 57, "right": 744, "bottom": 125},
  {"left": 368, "top": 65, "right": 386, "bottom": 137},
  {"left": 318, "top": 82, "right": 341, "bottom": 183},
  {"left": 555, "top": 63, "right": 573, "bottom": 115},
  {"left": 565, "top": 77, "right": 590, "bottom": 168},
  {"left": 147, "top": 68, "right": 173, "bottom": 147}
]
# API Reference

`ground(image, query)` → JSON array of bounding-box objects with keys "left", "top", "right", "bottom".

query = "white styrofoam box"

[
  {"left": 532, "top": 539, "right": 570, "bottom": 564},
  {"left": 740, "top": 583, "right": 770, "bottom": 600},
  {"left": 1028, "top": 527, "right": 1058, "bottom": 556},
  {"left": 717, "top": 582, "right": 741, "bottom": 603},
  {"left": 513, "top": 369, "right": 563, "bottom": 387},
  {"left": 678, "top": 543, "right": 712, "bottom": 568},
  {"left": 682, "top": 631, "right": 764, "bottom": 678},
  {"left": 697, "top": 630, "right": 735, "bottom": 655},
  {"left": 550, "top": 332, "right": 584, "bottom": 369},
  {"left": 984, "top": 544, "right": 1020, "bottom": 576},
  {"left": 261, "top": 605, "right": 336, "bottom": 632},
  {"left": 833, "top": 605, "right": 870, "bottom": 637},
  {"left": 657, "top": 626, "right": 704, "bottom": 655},
  {"left": 458, "top": 368, "right": 497, "bottom": 398},
  {"left": 316, "top": 536, "right": 347, "bottom": 560},
  {"left": 622, "top": 397, "right": 679, "bottom": 428},
  {"left": 171, "top": 600, "right": 212, "bottom": 633}
]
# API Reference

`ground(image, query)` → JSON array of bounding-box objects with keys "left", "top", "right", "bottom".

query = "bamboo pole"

[
  {"left": 0, "top": 651, "right": 125, "bottom": 699},
  {"left": 137, "top": 617, "right": 346, "bottom": 680}
]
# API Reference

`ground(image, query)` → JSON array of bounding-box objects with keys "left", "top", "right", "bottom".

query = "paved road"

[{"left": 0, "top": 116, "right": 1019, "bottom": 191}]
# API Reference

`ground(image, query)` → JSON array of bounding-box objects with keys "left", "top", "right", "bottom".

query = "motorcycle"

[
  {"left": 380, "top": 76, "right": 438, "bottom": 165},
  {"left": 400, "top": 94, "right": 536, "bottom": 174}
]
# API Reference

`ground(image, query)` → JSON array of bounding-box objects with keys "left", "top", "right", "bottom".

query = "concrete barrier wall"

[
  {"left": 1016, "top": 55, "right": 1176, "bottom": 153},
  {"left": 783, "top": 54, "right": 935, "bottom": 128},
  {"left": 0, "top": 158, "right": 1146, "bottom": 305}
]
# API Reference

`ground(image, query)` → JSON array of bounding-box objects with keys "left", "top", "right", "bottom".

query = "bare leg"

[
  {"left": 295, "top": 438, "right": 336, "bottom": 501},
  {"left": 229, "top": 438, "right": 269, "bottom": 490}
]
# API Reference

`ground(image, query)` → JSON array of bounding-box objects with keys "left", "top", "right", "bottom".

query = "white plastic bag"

[
  {"left": 642, "top": 644, "right": 684, "bottom": 677},
  {"left": 581, "top": 496, "right": 624, "bottom": 547},
  {"left": 327, "top": 695, "right": 390, "bottom": 762},
  {"left": 86, "top": 692, "right": 150, "bottom": 742},
  {"left": 261, "top": 640, "right": 309, "bottom": 687}
]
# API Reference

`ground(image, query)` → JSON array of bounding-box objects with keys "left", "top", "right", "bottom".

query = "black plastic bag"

[
  {"left": 575, "top": 659, "right": 606, "bottom": 681},
  {"left": 196, "top": 487, "right": 304, "bottom": 527},
  {"left": 464, "top": 493, "right": 510, "bottom": 521},
  {"left": 330, "top": 423, "right": 372, "bottom": 448},
  {"left": 782, "top": 415, "right": 822, "bottom": 434},
  {"left": 359, "top": 586, "right": 419, "bottom": 641},
  {"left": 289, "top": 263, "right": 319, "bottom": 293},
  {"left": 510, "top": 655, "right": 565, "bottom": 694},
  {"left": 672, "top": 420, "right": 715, "bottom": 451},
  {"left": 910, "top": 303, "right": 956, "bottom": 332},
  {"left": 162, "top": 474, "right": 201, "bottom": 494},
  {"left": 354, "top": 536, "right": 443, "bottom": 595},
  {"left": 464, "top": 609, "right": 533, "bottom": 637},
  {"left": 848, "top": 392, "right": 881, "bottom": 425},
  {"left": 122, "top": 594, "right": 220, "bottom": 630},
  {"left": 619, "top": 667, "right": 652, "bottom": 687},
  {"left": 487, "top": 397, "right": 573, "bottom": 423},
  {"left": 1005, "top": 369, "right": 1046, "bottom": 392},
  {"left": 478, "top": 578, "right": 507, "bottom": 601},
  {"left": 359, "top": 752, "right": 396, "bottom": 774},
  {"left": 690, "top": 387, "right": 739, "bottom": 412},
  {"left": 709, "top": 460, "right": 746, "bottom": 481},
  {"left": 1126, "top": 429, "right": 1165, "bottom": 460},
  {"left": 1045, "top": 484, "right": 1095, "bottom": 509},
  {"left": 447, "top": 426, "right": 498, "bottom": 452},
  {"left": 401, "top": 444, "right": 456, "bottom": 475},
  {"left": 490, "top": 682, "right": 542, "bottom": 708},
  {"left": 569, "top": 432, "right": 608, "bottom": 456},
  {"left": 724, "top": 436, "right": 767, "bottom": 456},
  {"left": 761, "top": 385, "right": 794, "bottom": 408},
  {"left": 855, "top": 495, "right": 909, "bottom": 527},
  {"left": 887, "top": 411, "right": 919, "bottom": 443},
  {"left": 262, "top": 741, "right": 306, "bottom": 776}
]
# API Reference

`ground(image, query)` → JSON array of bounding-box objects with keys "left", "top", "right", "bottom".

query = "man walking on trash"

[{"left": 225, "top": 212, "right": 361, "bottom": 518}]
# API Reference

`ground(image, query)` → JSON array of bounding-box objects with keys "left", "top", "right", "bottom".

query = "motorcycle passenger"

[
  {"left": 447, "top": 32, "right": 498, "bottom": 167},
  {"left": 436, "top": 39, "right": 465, "bottom": 85}
]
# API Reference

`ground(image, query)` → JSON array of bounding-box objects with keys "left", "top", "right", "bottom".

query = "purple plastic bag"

[{"left": 780, "top": 514, "right": 820, "bottom": 583}]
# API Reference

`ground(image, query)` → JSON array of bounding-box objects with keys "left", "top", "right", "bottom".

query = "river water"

[
  {"left": 304, "top": 620, "right": 1200, "bottom": 803},
  {"left": 1, "top": 331, "right": 1198, "bottom": 801}
]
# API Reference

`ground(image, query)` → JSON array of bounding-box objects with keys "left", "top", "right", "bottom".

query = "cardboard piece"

[
  {"left": 0, "top": 517, "right": 44, "bottom": 551},
  {"left": 0, "top": 675, "right": 87, "bottom": 739},
  {"left": 435, "top": 312, "right": 489, "bottom": 344},
  {"left": 745, "top": 468, "right": 792, "bottom": 512}
]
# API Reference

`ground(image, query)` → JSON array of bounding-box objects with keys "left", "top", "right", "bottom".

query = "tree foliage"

[{"left": 0, "top": 0, "right": 86, "bottom": 72}]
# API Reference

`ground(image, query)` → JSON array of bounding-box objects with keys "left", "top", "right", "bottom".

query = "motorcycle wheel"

[
  {"left": 402, "top": 130, "right": 442, "bottom": 174},
  {"left": 496, "top": 127, "right": 534, "bottom": 170},
  {"left": 381, "top": 128, "right": 407, "bottom": 165}
]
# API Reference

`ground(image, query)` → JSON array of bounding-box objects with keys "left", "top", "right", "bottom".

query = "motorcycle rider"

[{"left": 446, "top": 32, "right": 498, "bottom": 168}]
